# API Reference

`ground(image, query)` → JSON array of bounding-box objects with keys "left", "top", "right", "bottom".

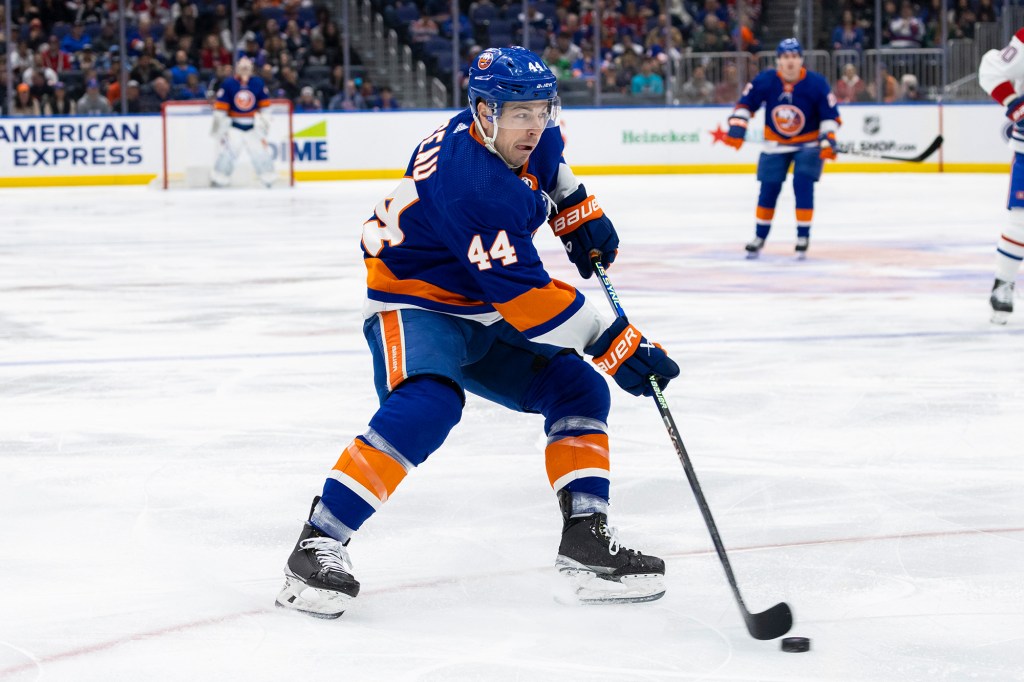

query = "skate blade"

[
  {"left": 795, "top": 251, "right": 807, "bottom": 261},
  {"left": 555, "top": 561, "right": 666, "bottom": 605},
  {"left": 991, "top": 310, "right": 1011, "bottom": 325},
  {"left": 745, "top": 251, "right": 760, "bottom": 260},
  {"left": 275, "top": 573, "right": 354, "bottom": 619}
]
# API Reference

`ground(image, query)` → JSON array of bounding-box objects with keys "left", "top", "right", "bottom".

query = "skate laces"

[
  {"left": 596, "top": 517, "right": 622, "bottom": 556},
  {"left": 300, "top": 536, "right": 353, "bottom": 573}
]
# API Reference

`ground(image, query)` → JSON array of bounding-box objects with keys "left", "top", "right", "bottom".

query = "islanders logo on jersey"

[
  {"left": 477, "top": 52, "right": 493, "bottom": 70},
  {"left": 233, "top": 89, "right": 256, "bottom": 112},
  {"left": 770, "top": 104, "right": 805, "bottom": 137}
]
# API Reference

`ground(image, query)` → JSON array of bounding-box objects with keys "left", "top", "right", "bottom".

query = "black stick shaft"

[{"left": 589, "top": 254, "right": 792, "bottom": 640}]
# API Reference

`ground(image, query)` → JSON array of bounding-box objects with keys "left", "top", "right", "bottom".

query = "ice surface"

[{"left": 1, "top": 174, "right": 1022, "bottom": 681}]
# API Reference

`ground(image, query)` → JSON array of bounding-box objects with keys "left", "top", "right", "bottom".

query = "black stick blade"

[{"left": 744, "top": 601, "right": 794, "bottom": 640}]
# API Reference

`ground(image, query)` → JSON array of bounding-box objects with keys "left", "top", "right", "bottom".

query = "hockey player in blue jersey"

[
  {"left": 275, "top": 46, "right": 680, "bottom": 618},
  {"left": 722, "top": 38, "right": 841, "bottom": 259},
  {"left": 210, "top": 57, "right": 277, "bottom": 188}
]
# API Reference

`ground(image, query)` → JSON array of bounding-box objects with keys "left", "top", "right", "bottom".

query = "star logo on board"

[{"left": 709, "top": 124, "right": 729, "bottom": 145}]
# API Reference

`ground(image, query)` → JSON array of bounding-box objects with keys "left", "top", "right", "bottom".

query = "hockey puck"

[{"left": 781, "top": 637, "right": 811, "bottom": 653}]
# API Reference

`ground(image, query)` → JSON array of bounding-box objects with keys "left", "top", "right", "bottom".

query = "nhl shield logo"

[{"left": 863, "top": 116, "right": 881, "bottom": 136}]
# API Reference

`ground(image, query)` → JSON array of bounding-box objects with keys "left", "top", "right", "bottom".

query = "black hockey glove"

[
  {"left": 585, "top": 317, "right": 679, "bottom": 397},
  {"left": 548, "top": 185, "right": 619, "bottom": 279}
]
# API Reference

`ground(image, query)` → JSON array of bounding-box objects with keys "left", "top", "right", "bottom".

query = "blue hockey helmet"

[
  {"left": 468, "top": 46, "right": 560, "bottom": 130},
  {"left": 776, "top": 38, "right": 803, "bottom": 57}
]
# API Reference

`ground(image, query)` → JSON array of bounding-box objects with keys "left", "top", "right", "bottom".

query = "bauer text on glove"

[
  {"left": 549, "top": 185, "right": 619, "bottom": 279},
  {"left": 585, "top": 317, "right": 680, "bottom": 397}
]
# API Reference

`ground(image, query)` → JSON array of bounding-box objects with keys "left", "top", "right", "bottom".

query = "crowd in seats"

[
  {"left": 0, "top": 0, "right": 396, "bottom": 117},
  {"left": 827, "top": 0, "right": 1000, "bottom": 51}
]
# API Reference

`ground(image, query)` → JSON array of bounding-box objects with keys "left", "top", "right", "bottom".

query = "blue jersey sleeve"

[{"left": 736, "top": 70, "right": 774, "bottom": 113}]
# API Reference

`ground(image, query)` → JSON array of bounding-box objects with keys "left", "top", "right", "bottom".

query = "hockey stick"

[
  {"left": 589, "top": 254, "right": 793, "bottom": 641},
  {"left": 837, "top": 134, "right": 943, "bottom": 163},
  {"left": 747, "top": 134, "right": 943, "bottom": 163}
]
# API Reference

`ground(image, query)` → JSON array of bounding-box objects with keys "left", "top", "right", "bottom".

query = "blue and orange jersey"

[
  {"left": 733, "top": 68, "right": 841, "bottom": 148},
  {"left": 360, "top": 108, "right": 606, "bottom": 353},
  {"left": 214, "top": 76, "right": 270, "bottom": 128}
]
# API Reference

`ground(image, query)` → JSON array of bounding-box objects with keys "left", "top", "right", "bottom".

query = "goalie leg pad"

[
  {"left": 211, "top": 129, "right": 240, "bottom": 186},
  {"left": 242, "top": 131, "right": 277, "bottom": 186}
]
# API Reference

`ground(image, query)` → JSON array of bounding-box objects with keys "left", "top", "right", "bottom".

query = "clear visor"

[{"left": 486, "top": 97, "right": 561, "bottom": 130}]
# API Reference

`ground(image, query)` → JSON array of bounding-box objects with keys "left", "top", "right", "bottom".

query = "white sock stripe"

[
  {"left": 552, "top": 467, "right": 611, "bottom": 492},
  {"left": 548, "top": 416, "right": 608, "bottom": 438},
  {"left": 327, "top": 470, "right": 383, "bottom": 510}
]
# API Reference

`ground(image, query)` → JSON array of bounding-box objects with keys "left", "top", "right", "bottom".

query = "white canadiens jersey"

[{"left": 979, "top": 28, "right": 1024, "bottom": 153}]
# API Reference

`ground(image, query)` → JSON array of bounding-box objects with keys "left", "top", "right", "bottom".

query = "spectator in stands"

[
  {"left": 328, "top": 78, "right": 365, "bottom": 111},
  {"left": 645, "top": 14, "right": 684, "bottom": 54},
  {"left": 832, "top": 9, "right": 865, "bottom": 51},
  {"left": 277, "top": 64, "right": 302, "bottom": 101},
  {"left": 27, "top": 68, "right": 55, "bottom": 106},
  {"left": 613, "top": 50, "right": 642, "bottom": 93},
  {"left": 713, "top": 61, "right": 741, "bottom": 103},
  {"left": 77, "top": 0, "right": 106, "bottom": 25},
  {"left": 238, "top": 32, "right": 269, "bottom": 68},
  {"left": 888, "top": 1, "right": 924, "bottom": 47},
  {"left": 26, "top": 18, "right": 49, "bottom": 51},
  {"left": 139, "top": 76, "right": 172, "bottom": 112},
  {"left": 295, "top": 85, "right": 323, "bottom": 112},
  {"left": 11, "top": 41, "right": 34, "bottom": 75},
  {"left": 631, "top": 57, "right": 665, "bottom": 95},
  {"left": 619, "top": 1, "right": 649, "bottom": 37},
  {"left": 175, "top": 71, "right": 206, "bottom": 100},
  {"left": 131, "top": 0, "right": 171, "bottom": 26},
  {"left": 697, "top": 0, "right": 729, "bottom": 25},
  {"left": 977, "top": 0, "right": 997, "bottom": 23},
  {"left": 556, "top": 31, "right": 585, "bottom": 64},
  {"left": 130, "top": 52, "right": 164, "bottom": 84},
  {"left": 305, "top": 34, "right": 332, "bottom": 69},
  {"left": 200, "top": 34, "right": 232, "bottom": 70},
  {"left": 867, "top": 62, "right": 898, "bottom": 102},
  {"left": 77, "top": 78, "right": 112, "bottom": 114},
  {"left": 732, "top": 13, "right": 761, "bottom": 53},
  {"left": 92, "top": 24, "right": 118, "bottom": 54},
  {"left": 409, "top": 14, "right": 440, "bottom": 45},
  {"left": 40, "top": 38, "right": 72, "bottom": 74},
  {"left": 12, "top": 83, "right": 41, "bottom": 116},
  {"left": 79, "top": 44, "right": 108, "bottom": 73},
  {"left": 691, "top": 14, "right": 730, "bottom": 52},
  {"left": 543, "top": 43, "right": 574, "bottom": 80},
  {"left": 835, "top": 62, "right": 867, "bottom": 103},
  {"left": 284, "top": 19, "right": 308, "bottom": 55},
  {"left": 61, "top": 23, "right": 93, "bottom": 58},
  {"left": 950, "top": 0, "right": 978, "bottom": 40},
  {"left": 614, "top": 31, "right": 645, "bottom": 59},
  {"left": 169, "top": 49, "right": 198, "bottom": 86},
  {"left": 367, "top": 85, "right": 399, "bottom": 111},
  {"left": 124, "top": 79, "right": 144, "bottom": 112},
  {"left": 23, "top": 53, "right": 58, "bottom": 88},
  {"left": 681, "top": 64, "right": 715, "bottom": 104},
  {"left": 898, "top": 73, "right": 923, "bottom": 101},
  {"left": 46, "top": 81, "right": 77, "bottom": 115}
]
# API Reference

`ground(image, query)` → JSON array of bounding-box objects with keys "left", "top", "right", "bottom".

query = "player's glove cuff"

[
  {"left": 550, "top": 186, "right": 619, "bottom": 279},
  {"left": 1007, "top": 95, "right": 1024, "bottom": 123},
  {"left": 819, "top": 131, "right": 838, "bottom": 160},
  {"left": 724, "top": 117, "right": 747, "bottom": 150}
]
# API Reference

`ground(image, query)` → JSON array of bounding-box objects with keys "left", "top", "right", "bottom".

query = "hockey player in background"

[
  {"left": 275, "top": 46, "right": 680, "bottom": 618},
  {"left": 722, "top": 38, "right": 841, "bottom": 259},
  {"left": 210, "top": 57, "right": 277, "bottom": 188},
  {"left": 978, "top": 30, "right": 1024, "bottom": 324}
]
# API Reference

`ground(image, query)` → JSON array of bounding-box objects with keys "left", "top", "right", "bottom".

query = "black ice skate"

[
  {"left": 275, "top": 498, "right": 360, "bottom": 619},
  {"left": 795, "top": 236, "right": 809, "bottom": 260},
  {"left": 745, "top": 237, "right": 765, "bottom": 259},
  {"left": 555, "top": 491, "right": 665, "bottom": 604},
  {"left": 990, "top": 278, "right": 1015, "bottom": 325}
]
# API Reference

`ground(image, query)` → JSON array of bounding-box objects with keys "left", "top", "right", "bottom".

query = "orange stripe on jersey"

[
  {"left": 756, "top": 206, "right": 775, "bottom": 221},
  {"left": 378, "top": 310, "right": 407, "bottom": 391},
  {"left": 796, "top": 208, "right": 814, "bottom": 223},
  {"left": 545, "top": 434, "right": 610, "bottom": 489},
  {"left": 334, "top": 439, "right": 407, "bottom": 503},
  {"left": 365, "top": 258, "right": 488, "bottom": 308},
  {"left": 214, "top": 102, "right": 229, "bottom": 111},
  {"left": 493, "top": 279, "right": 578, "bottom": 332},
  {"left": 765, "top": 129, "right": 819, "bottom": 144}
]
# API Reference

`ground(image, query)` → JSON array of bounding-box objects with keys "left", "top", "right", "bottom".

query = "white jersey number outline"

[{"left": 362, "top": 177, "right": 418, "bottom": 257}]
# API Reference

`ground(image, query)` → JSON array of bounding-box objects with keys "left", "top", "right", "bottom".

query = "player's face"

[
  {"left": 483, "top": 101, "right": 551, "bottom": 167},
  {"left": 777, "top": 53, "right": 803, "bottom": 81}
]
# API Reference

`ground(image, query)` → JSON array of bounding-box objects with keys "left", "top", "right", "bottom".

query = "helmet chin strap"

[{"left": 472, "top": 106, "right": 517, "bottom": 169}]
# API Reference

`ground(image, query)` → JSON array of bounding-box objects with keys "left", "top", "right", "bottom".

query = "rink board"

[{"left": 0, "top": 103, "right": 1010, "bottom": 186}]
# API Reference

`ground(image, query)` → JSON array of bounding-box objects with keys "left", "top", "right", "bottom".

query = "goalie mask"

[{"left": 468, "top": 46, "right": 560, "bottom": 163}]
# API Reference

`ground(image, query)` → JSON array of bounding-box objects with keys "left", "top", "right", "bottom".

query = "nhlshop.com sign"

[{"left": 0, "top": 116, "right": 162, "bottom": 179}]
